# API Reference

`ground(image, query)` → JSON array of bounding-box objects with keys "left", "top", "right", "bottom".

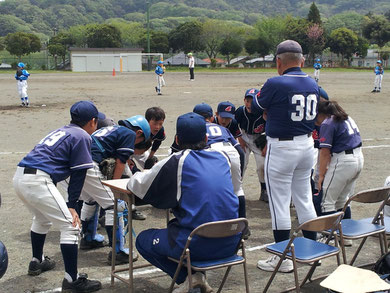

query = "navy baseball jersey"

[
  {"left": 206, "top": 122, "right": 238, "bottom": 146},
  {"left": 319, "top": 117, "right": 362, "bottom": 153},
  {"left": 213, "top": 116, "right": 242, "bottom": 138},
  {"left": 253, "top": 67, "right": 319, "bottom": 138},
  {"left": 91, "top": 125, "right": 136, "bottom": 164},
  {"left": 235, "top": 105, "right": 266, "bottom": 134},
  {"left": 151, "top": 126, "right": 166, "bottom": 152},
  {"left": 128, "top": 148, "right": 239, "bottom": 248},
  {"left": 18, "top": 124, "right": 93, "bottom": 184}
]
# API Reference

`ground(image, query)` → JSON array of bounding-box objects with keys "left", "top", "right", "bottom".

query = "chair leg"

[
  {"left": 243, "top": 260, "right": 250, "bottom": 293},
  {"left": 350, "top": 237, "right": 368, "bottom": 265},
  {"left": 217, "top": 266, "right": 232, "bottom": 293},
  {"left": 300, "top": 261, "right": 318, "bottom": 287},
  {"left": 169, "top": 257, "right": 185, "bottom": 293},
  {"left": 290, "top": 246, "right": 300, "bottom": 293},
  {"left": 262, "top": 255, "right": 286, "bottom": 293}
]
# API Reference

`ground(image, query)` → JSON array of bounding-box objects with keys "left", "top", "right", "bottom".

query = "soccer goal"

[{"left": 119, "top": 53, "right": 164, "bottom": 72}]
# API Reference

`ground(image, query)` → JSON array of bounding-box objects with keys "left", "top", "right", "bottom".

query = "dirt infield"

[{"left": 0, "top": 70, "right": 389, "bottom": 292}]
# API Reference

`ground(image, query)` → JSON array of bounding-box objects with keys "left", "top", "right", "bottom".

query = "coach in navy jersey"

[
  {"left": 128, "top": 112, "right": 240, "bottom": 292},
  {"left": 253, "top": 40, "right": 319, "bottom": 273},
  {"left": 13, "top": 101, "right": 102, "bottom": 292}
]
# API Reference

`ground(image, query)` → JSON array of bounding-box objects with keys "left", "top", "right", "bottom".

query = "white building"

[{"left": 70, "top": 48, "right": 144, "bottom": 72}]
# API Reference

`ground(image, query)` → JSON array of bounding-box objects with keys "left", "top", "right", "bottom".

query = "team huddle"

[{"left": 10, "top": 39, "right": 378, "bottom": 293}]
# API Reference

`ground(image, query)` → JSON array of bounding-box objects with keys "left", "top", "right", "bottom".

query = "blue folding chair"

[
  {"left": 263, "top": 212, "right": 345, "bottom": 293},
  {"left": 168, "top": 218, "right": 250, "bottom": 293},
  {"left": 328, "top": 186, "right": 390, "bottom": 266}
]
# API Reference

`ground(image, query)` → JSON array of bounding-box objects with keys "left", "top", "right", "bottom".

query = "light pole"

[{"left": 146, "top": 1, "right": 151, "bottom": 71}]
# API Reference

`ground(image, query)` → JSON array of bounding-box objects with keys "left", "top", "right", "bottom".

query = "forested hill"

[{"left": 0, "top": 0, "right": 388, "bottom": 38}]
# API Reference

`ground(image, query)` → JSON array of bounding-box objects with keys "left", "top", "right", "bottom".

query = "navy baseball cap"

[
  {"left": 217, "top": 101, "right": 235, "bottom": 119},
  {"left": 276, "top": 40, "right": 302, "bottom": 55},
  {"left": 70, "top": 101, "right": 105, "bottom": 123},
  {"left": 176, "top": 112, "right": 206, "bottom": 144},
  {"left": 193, "top": 103, "right": 213, "bottom": 118}
]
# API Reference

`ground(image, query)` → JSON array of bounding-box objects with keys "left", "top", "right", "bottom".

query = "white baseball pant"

[
  {"left": 157, "top": 75, "right": 165, "bottom": 92},
  {"left": 13, "top": 167, "right": 80, "bottom": 244},
  {"left": 374, "top": 74, "right": 383, "bottom": 89},
  {"left": 241, "top": 132, "right": 265, "bottom": 184},
  {"left": 17, "top": 80, "right": 28, "bottom": 98},
  {"left": 321, "top": 147, "right": 364, "bottom": 213},
  {"left": 265, "top": 135, "right": 317, "bottom": 230},
  {"left": 314, "top": 69, "right": 320, "bottom": 80}
]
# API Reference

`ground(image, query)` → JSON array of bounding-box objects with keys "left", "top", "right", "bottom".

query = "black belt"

[
  {"left": 23, "top": 167, "right": 37, "bottom": 174},
  {"left": 19, "top": 80, "right": 23, "bottom": 82},
  {"left": 342, "top": 143, "right": 362, "bottom": 155},
  {"left": 278, "top": 133, "right": 311, "bottom": 141}
]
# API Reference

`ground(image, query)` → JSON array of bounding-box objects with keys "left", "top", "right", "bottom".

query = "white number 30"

[{"left": 290, "top": 94, "right": 317, "bottom": 122}]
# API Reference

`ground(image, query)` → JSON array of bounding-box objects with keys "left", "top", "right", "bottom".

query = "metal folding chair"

[
  {"left": 329, "top": 186, "right": 390, "bottom": 266},
  {"left": 263, "top": 212, "right": 345, "bottom": 293},
  {"left": 168, "top": 218, "right": 250, "bottom": 293}
]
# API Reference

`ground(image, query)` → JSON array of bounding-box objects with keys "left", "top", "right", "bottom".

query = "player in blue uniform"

[
  {"left": 313, "top": 58, "right": 322, "bottom": 82},
  {"left": 155, "top": 60, "right": 165, "bottom": 95},
  {"left": 213, "top": 101, "right": 243, "bottom": 140},
  {"left": 372, "top": 60, "right": 384, "bottom": 93},
  {"left": 316, "top": 100, "right": 363, "bottom": 218},
  {"left": 15, "top": 62, "right": 31, "bottom": 107},
  {"left": 253, "top": 40, "right": 319, "bottom": 273},
  {"left": 13, "top": 101, "right": 103, "bottom": 292},
  {"left": 128, "top": 112, "right": 240, "bottom": 292},
  {"left": 235, "top": 88, "right": 268, "bottom": 201},
  {"left": 79, "top": 115, "right": 150, "bottom": 264}
]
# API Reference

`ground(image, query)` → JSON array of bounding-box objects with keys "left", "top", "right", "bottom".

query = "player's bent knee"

[
  {"left": 31, "top": 221, "right": 52, "bottom": 235},
  {"left": 60, "top": 226, "right": 80, "bottom": 244}
]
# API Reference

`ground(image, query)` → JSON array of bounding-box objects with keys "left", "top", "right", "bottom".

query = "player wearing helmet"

[
  {"left": 155, "top": 60, "right": 165, "bottom": 95},
  {"left": 313, "top": 58, "right": 322, "bottom": 83},
  {"left": 15, "top": 62, "right": 31, "bottom": 107},
  {"left": 372, "top": 60, "right": 384, "bottom": 93}
]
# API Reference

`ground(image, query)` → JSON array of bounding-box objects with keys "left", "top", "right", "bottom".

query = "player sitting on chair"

[{"left": 128, "top": 112, "right": 241, "bottom": 293}]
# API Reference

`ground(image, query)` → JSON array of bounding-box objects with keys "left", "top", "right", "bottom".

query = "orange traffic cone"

[{"left": 112, "top": 68, "right": 116, "bottom": 76}]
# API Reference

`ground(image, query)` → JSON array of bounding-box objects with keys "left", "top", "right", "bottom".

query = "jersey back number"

[{"left": 290, "top": 94, "right": 317, "bottom": 122}]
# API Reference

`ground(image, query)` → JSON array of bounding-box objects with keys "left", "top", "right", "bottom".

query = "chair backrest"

[
  {"left": 348, "top": 186, "right": 390, "bottom": 205},
  {"left": 189, "top": 218, "right": 248, "bottom": 239},
  {"left": 297, "top": 212, "right": 344, "bottom": 233}
]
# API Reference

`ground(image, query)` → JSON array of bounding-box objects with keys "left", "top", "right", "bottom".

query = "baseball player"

[
  {"left": 254, "top": 40, "right": 319, "bottom": 273},
  {"left": 384, "top": 177, "right": 390, "bottom": 217},
  {"left": 188, "top": 53, "right": 195, "bottom": 81},
  {"left": 128, "top": 112, "right": 239, "bottom": 292},
  {"left": 235, "top": 88, "right": 268, "bottom": 201},
  {"left": 79, "top": 115, "right": 150, "bottom": 264},
  {"left": 313, "top": 58, "right": 322, "bottom": 82},
  {"left": 214, "top": 101, "right": 243, "bottom": 142},
  {"left": 372, "top": 60, "right": 384, "bottom": 93},
  {"left": 155, "top": 61, "right": 165, "bottom": 95},
  {"left": 316, "top": 100, "right": 363, "bottom": 219},
  {"left": 15, "top": 62, "right": 30, "bottom": 107},
  {"left": 13, "top": 101, "right": 103, "bottom": 292}
]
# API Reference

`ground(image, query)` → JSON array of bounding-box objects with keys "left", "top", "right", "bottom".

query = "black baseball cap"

[
  {"left": 176, "top": 112, "right": 206, "bottom": 144},
  {"left": 276, "top": 40, "right": 303, "bottom": 55},
  {"left": 70, "top": 101, "right": 105, "bottom": 123}
]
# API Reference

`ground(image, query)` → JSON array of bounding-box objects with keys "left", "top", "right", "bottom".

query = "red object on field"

[{"left": 112, "top": 68, "right": 116, "bottom": 76}]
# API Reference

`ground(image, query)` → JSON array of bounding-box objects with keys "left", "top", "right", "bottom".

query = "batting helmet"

[
  {"left": 377, "top": 60, "right": 382, "bottom": 64},
  {"left": 0, "top": 241, "right": 8, "bottom": 279},
  {"left": 120, "top": 115, "right": 151, "bottom": 140},
  {"left": 316, "top": 58, "right": 320, "bottom": 62},
  {"left": 245, "top": 88, "right": 260, "bottom": 99},
  {"left": 18, "top": 62, "right": 25, "bottom": 68},
  {"left": 157, "top": 61, "right": 164, "bottom": 65}
]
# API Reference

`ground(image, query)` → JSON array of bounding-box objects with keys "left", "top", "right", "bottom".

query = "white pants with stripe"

[
  {"left": 374, "top": 74, "right": 383, "bottom": 89},
  {"left": 265, "top": 135, "right": 317, "bottom": 230},
  {"left": 321, "top": 148, "right": 364, "bottom": 213},
  {"left": 13, "top": 167, "right": 80, "bottom": 244},
  {"left": 17, "top": 80, "right": 28, "bottom": 98},
  {"left": 241, "top": 132, "right": 265, "bottom": 184}
]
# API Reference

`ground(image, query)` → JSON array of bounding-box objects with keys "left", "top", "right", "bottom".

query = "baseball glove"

[
  {"left": 254, "top": 133, "right": 267, "bottom": 151},
  {"left": 144, "top": 156, "right": 158, "bottom": 170},
  {"left": 99, "top": 158, "right": 116, "bottom": 180}
]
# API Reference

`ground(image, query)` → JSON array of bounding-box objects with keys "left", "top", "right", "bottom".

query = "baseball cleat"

[
  {"left": 132, "top": 210, "right": 146, "bottom": 220},
  {"left": 107, "top": 250, "right": 138, "bottom": 265},
  {"left": 259, "top": 189, "right": 269, "bottom": 202},
  {"left": 28, "top": 256, "right": 56, "bottom": 276},
  {"left": 20, "top": 103, "right": 26, "bottom": 107},
  {"left": 371, "top": 89, "right": 377, "bottom": 93},
  {"left": 79, "top": 238, "right": 108, "bottom": 250},
  {"left": 257, "top": 255, "right": 293, "bottom": 273},
  {"left": 155, "top": 86, "right": 158, "bottom": 92},
  {"left": 173, "top": 272, "right": 213, "bottom": 293},
  {"left": 61, "top": 273, "right": 101, "bottom": 293},
  {"left": 158, "top": 93, "right": 162, "bottom": 95},
  {"left": 243, "top": 227, "right": 251, "bottom": 240}
]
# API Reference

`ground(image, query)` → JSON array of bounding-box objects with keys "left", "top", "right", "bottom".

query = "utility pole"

[{"left": 146, "top": 1, "right": 151, "bottom": 71}]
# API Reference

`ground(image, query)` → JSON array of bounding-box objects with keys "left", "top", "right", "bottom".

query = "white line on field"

[
  {"left": 362, "top": 145, "right": 390, "bottom": 149},
  {"left": 37, "top": 243, "right": 271, "bottom": 293}
]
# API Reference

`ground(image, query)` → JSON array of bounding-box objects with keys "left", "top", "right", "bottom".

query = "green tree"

[
  {"left": 168, "top": 20, "right": 205, "bottom": 53},
  {"left": 48, "top": 32, "right": 75, "bottom": 69},
  {"left": 108, "top": 20, "right": 145, "bottom": 47},
  {"left": 219, "top": 36, "right": 242, "bottom": 65},
  {"left": 328, "top": 28, "right": 358, "bottom": 65},
  {"left": 201, "top": 19, "right": 229, "bottom": 59},
  {"left": 86, "top": 24, "right": 121, "bottom": 48},
  {"left": 324, "top": 12, "right": 365, "bottom": 35},
  {"left": 5, "top": 32, "right": 41, "bottom": 59},
  {"left": 355, "top": 36, "right": 369, "bottom": 58},
  {"left": 307, "top": 2, "right": 321, "bottom": 25},
  {"left": 68, "top": 25, "right": 88, "bottom": 47},
  {"left": 254, "top": 16, "right": 286, "bottom": 51},
  {"left": 0, "top": 14, "right": 32, "bottom": 37},
  {"left": 307, "top": 24, "right": 325, "bottom": 63},
  {"left": 244, "top": 35, "right": 272, "bottom": 67},
  {"left": 362, "top": 15, "right": 390, "bottom": 48},
  {"left": 0, "top": 37, "right": 4, "bottom": 51},
  {"left": 284, "top": 16, "right": 310, "bottom": 54},
  {"left": 140, "top": 30, "right": 170, "bottom": 53}
]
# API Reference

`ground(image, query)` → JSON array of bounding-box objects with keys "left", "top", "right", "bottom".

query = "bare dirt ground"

[{"left": 0, "top": 70, "right": 389, "bottom": 293}]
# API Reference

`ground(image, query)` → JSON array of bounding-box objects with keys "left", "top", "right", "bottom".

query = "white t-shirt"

[{"left": 188, "top": 56, "right": 195, "bottom": 68}]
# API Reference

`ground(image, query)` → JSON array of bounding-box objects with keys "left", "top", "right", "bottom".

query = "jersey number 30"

[{"left": 291, "top": 94, "right": 317, "bottom": 122}]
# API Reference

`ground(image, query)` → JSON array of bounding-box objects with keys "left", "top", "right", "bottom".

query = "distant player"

[
  {"left": 13, "top": 101, "right": 103, "bottom": 292},
  {"left": 155, "top": 61, "right": 165, "bottom": 95},
  {"left": 188, "top": 53, "right": 195, "bottom": 81},
  {"left": 372, "top": 60, "right": 384, "bottom": 93},
  {"left": 235, "top": 88, "right": 267, "bottom": 202},
  {"left": 313, "top": 58, "right": 322, "bottom": 83},
  {"left": 15, "top": 62, "right": 30, "bottom": 107}
]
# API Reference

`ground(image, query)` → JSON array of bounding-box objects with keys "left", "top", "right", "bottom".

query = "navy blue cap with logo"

[
  {"left": 70, "top": 101, "right": 105, "bottom": 123},
  {"left": 176, "top": 112, "right": 206, "bottom": 144},
  {"left": 217, "top": 101, "right": 235, "bottom": 119},
  {"left": 193, "top": 103, "right": 213, "bottom": 118}
]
